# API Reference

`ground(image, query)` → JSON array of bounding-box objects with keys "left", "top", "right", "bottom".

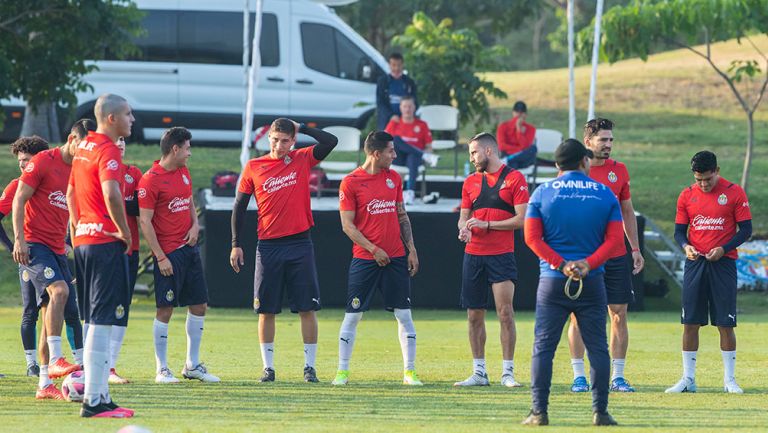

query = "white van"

[{"left": 0, "top": 0, "right": 387, "bottom": 145}]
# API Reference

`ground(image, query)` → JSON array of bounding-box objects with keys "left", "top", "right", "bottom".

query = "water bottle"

[{"left": 464, "top": 161, "right": 471, "bottom": 177}]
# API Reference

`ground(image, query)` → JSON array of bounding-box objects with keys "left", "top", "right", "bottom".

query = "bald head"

[{"left": 94, "top": 94, "right": 128, "bottom": 122}]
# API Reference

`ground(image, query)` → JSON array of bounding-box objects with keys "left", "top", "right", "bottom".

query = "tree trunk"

[
  {"left": 20, "top": 101, "right": 61, "bottom": 143},
  {"left": 532, "top": 12, "right": 546, "bottom": 69},
  {"left": 740, "top": 110, "right": 754, "bottom": 194}
]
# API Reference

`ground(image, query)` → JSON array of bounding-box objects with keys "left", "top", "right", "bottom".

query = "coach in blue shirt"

[
  {"left": 522, "top": 139, "right": 624, "bottom": 427},
  {"left": 376, "top": 53, "right": 418, "bottom": 131}
]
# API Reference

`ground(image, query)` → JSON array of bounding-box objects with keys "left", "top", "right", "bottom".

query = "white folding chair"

[
  {"left": 417, "top": 105, "right": 461, "bottom": 176},
  {"left": 318, "top": 126, "right": 361, "bottom": 172},
  {"left": 529, "top": 128, "right": 563, "bottom": 184}
]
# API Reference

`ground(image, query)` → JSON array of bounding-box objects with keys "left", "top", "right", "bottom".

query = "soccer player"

[
  {"left": 567, "top": 118, "right": 644, "bottom": 393},
  {"left": 523, "top": 139, "right": 623, "bottom": 426},
  {"left": 1, "top": 136, "right": 49, "bottom": 376},
  {"left": 138, "top": 127, "right": 218, "bottom": 384},
  {"left": 12, "top": 132, "right": 85, "bottom": 399},
  {"left": 332, "top": 131, "right": 422, "bottom": 386},
  {"left": 666, "top": 151, "right": 751, "bottom": 394},
  {"left": 108, "top": 136, "right": 142, "bottom": 384},
  {"left": 68, "top": 93, "right": 135, "bottom": 418},
  {"left": 230, "top": 118, "right": 338, "bottom": 383},
  {"left": 454, "top": 132, "right": 528, "bottom": 387}
]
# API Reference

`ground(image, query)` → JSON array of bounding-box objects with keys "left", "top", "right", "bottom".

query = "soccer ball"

[{"left": 61, "top": 370, "right": 85, "bottom": 402}]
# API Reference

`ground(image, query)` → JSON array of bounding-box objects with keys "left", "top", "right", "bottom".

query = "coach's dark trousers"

[{"left": 531, "top": 275, "right": 610, "bottom": 414}]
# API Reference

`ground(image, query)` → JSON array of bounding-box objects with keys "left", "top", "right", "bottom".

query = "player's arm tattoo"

[{"left": 397, "top": 202, "right": 416, "bottom": 252}]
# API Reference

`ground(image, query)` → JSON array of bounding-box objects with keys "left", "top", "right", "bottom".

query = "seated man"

[
  {"left": 496, "top": 101, "right": 537, "bottom": 169},
  {"left": 385, "top": 96, "right": 439, "bottom": 204}
]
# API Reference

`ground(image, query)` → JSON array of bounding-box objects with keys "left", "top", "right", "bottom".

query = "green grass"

[{"left": 1, "top": 304, "right": 767, "bottom": 432}]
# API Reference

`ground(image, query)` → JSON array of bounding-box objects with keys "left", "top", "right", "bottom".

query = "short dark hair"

[
  {"left": 10, "top": 135, "right": 49, "bottom": 156},
  {"left": 364, "top": 130, "right": 393, "bottom": 154},
  {"left": 388, "top": 52, "right": 403, "bottom": 62},
  {"left": 70, "top": 118, "right": 96, "bottom": 140},
  {"left": 583, "top": 118, "right": 614, "bottom": 140},
  {"left": 400, "top": 95, "right": 415, "bottom": 103},
  {"left": 691, "top": 150, "right": 718, "bottom": 173},
  {"left": 160, "top": 127, "right": 192, "bottom": 156},
  {"left": 512, "top": 101, "right": 527, "bottom": 113},
  {"left": 269, "top": 118, "right": 296, "bottom": 137},
  {"left": 469, "top": 132, "right": 497, "bottom": 148}
]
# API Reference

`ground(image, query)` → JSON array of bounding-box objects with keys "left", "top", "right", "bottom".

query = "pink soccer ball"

[{"left": 62, "top": 370, "right": 85, "bottom": 402}]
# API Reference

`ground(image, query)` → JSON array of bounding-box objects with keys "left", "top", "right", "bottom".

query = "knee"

[
  {"left": 609, "top": 309, "right": 627, "bottom": 326},
  {"left": 467, "top": 310, "right": 485, "bottom": 327},
  {"left": 342, "top": 312, "right": 363, "bottom": 327},
  {"left": 48, "top": 283, "right": 69, "bottom": 302},
  {"left": 21, "top": 311, "right": 37, "bottom": 326},
  {"left": 188, "top": 304, "right": 207, "bottom": 317},
  {"left": 496, "top": 304, "right": 515, "bottom": 326},
  {"left": 156, "top": 308, "right": 173, "bottom": 323}
]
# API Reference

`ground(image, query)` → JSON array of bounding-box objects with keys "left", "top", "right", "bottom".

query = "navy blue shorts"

[
  {"left": 128, "top": 251, "right": 139, "bottom": 294},
  {"left": 461, "top": 252, "right": 518, "bottom": 309},
  {"left": 254, "top": 238, "right": 321, "bottom": 314},
  {"left": 75, "top": 242, "right": 130, "bottom": 326},
  {"left": 603, "top": 255, "right": 635, "bottom": 305},
  {"left": 682, "top": 257, "right": 737, "bottom": 327},
  {"left": 346, "top": 257, "right": 411, "bottom": 312},
  {"left": 154, "top": 245, "right": 208, "bottom": 308},
  {"left": 19, "top": 243, "right": 80, "bottom": 321}
]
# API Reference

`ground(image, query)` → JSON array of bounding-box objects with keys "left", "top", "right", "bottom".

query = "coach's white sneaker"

[
  {"left": 155, "top": 367, "right": 180, "bottom": 384},
  {"left": 403, "top": 190, "right": 415, "bottom": 205},
  {"left": 724, "top": 380, "right": 744, "bottom": 394},
  {"left": 501, "top": 374, "right": 523, "bottom": 388},
  {"left": 665, "top": 376, "right": 696, "bottom": 393},
  {"left": 182, "top": 362, "right": 221, "bottom": 383},
  {"left": 454, "top": 372, "right": 490, "bottom": 386}
]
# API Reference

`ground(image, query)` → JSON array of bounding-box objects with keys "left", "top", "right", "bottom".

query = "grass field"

[{"left": 1, "top": 303, "right": 767, "bottom": 432}]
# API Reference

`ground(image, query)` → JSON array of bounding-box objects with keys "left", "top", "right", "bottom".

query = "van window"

[
  {"left": 109, "top": 10, "right": 278, "bottom": 66},
  {"left": 301, "top": 22, "right": 380, "bottom": 82},
  {"left": 178, "top": 11, "right": 279, "bottom": 66}
]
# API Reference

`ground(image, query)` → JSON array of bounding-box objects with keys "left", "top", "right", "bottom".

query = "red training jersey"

[
  {"left": 339, "top": 167, "right": 405, "bottom": 259},
  {"left": 0, "top": 178, "right": 19, "bottom": 216},
  {"left": 461, "top": 167, "right": 529, "bottom": 255},
  {"left": 122, "top": 164, "right": 143, "bottom": 252},
  {"left": 18, "top": 148, "right": 71, "bottom": 254},
  {"left": 675, "top": 177, "right": 751, "bottom": 260},
  {"left": 496, "top": 116, "right": 536, "bottom": 155},
  {"left": 238, "top": 146, "right": 319, "bottom": 240},
  {"left": 138, "top": 161, "right": 194, "bottom": 255},
  {"left": 589, "top": 159, "right": 631, "bottom": 202},
  {"left": 385, "top": 118, "right": 432, "bottom": 150}
]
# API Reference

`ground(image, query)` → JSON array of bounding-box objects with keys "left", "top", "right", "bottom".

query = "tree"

[
  {"left": 577, "top": 0, "right": 768, "bottom": 192},
  {"left": 392, "top": 12, "right": 508, "bottom": 127},
  {"left": 0, "top": 0, "right": 143, "bottom": 141}
]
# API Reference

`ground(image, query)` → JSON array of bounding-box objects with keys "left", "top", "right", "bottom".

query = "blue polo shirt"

[{"left": 526, "top": 171, "right": 623, "bottom": 278}]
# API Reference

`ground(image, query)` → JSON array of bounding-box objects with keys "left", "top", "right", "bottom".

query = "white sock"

[
  {"left": 502, "top": 359, "right": 514, "bottom": 376},
  {"left": 109, "top": 326, "right": 127, "bottom": 369},
  {"left": 83, "top": 322, "right": 90, "bottom": 342},
  {"left": 153, "top": 319, "right": 169, "bottom": 371},
  {"left": 721, "top": 350, "right": 736, "bottom": 383},
  {"left": 260, "top": 343, "right": 274, "bottom": 369},
  {"left": 394, "top": 309, "right": 416, "bottom": 371},
  {"left": 38, "top": 365, "right": 52, "bottom": 389},
  {"left": 73, "top": 348, "right": 84, "bottom": 365},
  {"left": 25, "top": 349, "right": 37, "bottom": 367},
  {"left": 304, "top": 344, "right": 317, "bottom": 369},
  {"left": 571, "top": 358, "right": 586, "bottom": 379},
  {"left": 83, "top": 324, "right": 111, "bottom": 407},
  {"left": 186, "top": 312, "right": 205, "bottom": 368},
  {"left": 682, "top": 351, "right": 697, "bottom": 379},
  {"left": 473, "top": 358, "right": 486, "bottom": 375},
  {"left": 611, "top": 358, "right": 626, "bottom": 380},
  {"left": 338, "top": 312, "right": 362, "bottom": 371},
  {"left": 47, "top": 336, "right": 62, "bottom": 362}
]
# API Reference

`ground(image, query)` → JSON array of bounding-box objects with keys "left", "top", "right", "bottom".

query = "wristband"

[
  {"left": 371, "top": 246, "right": 380, "bottom": 256},
  {"left": 556, "top": 261, "right": 566, "bottom": 273},
  {"left": 631, "top": 248, "right": 640, "bottom": 253},
  {"left": 157, "top": 256, "right": 168, "bottom": 263},
  {"left": 486, "top": 221, "right": 491, "bottom": 231}
]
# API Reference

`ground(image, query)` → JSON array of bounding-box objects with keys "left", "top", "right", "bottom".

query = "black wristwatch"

[{"left": 556, "top": 261, "right": 566, "bottom": 273}]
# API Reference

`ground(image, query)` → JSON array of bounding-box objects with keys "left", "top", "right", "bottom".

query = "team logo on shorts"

[
  {"left": 182, "top": 174, "right": 190, "bottom": 185},
  {"left": 138, "top": 188, "right": 147, "bottom": 199},
  {"left": 351, "top": 297, "right": 361, "bottom": 309},
  {"left": 107, "top": 160, "right": 119, "bottom": 171},
  {"left": 386, "top": 178, "right": 395, "bottom": 189},
  {"left": 718, "top": 193, "right": 728, "bottom": 205},
  {"left": 43, "top": 267, "right": 55, "bottom": 280},
  {"left": 284, "top": 156, "right": 292, "bottom": 165},
  {"left": 115, "top": 304, "right": 125, "bottom": 319},
  {"left": 22, "top": 270, "right": 30, "bottom": 282},
  {"left": 165, "top": 290, "right": 175, "bottom": 302},
  {"left": 608, "top": 171, "right": 618, "bottom": 183},
  {"left": 24, "top": 162, "right": 35, "bottom": 173},
  {"left": 253, "top": 297, "right": 260, "bottom": 310},
  {"left": 124, "top": 174, "right": 134, "bottom": 184}
]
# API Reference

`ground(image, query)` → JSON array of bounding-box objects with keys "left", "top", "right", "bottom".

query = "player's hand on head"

[
  {"left": 408, "top": 250, "right": 419, "bottom": 276},
  {"left": 230, "top": 247, "right": 244, "bottom": 273},
  {"left": 12, "top": 239, "right": 29, "bottom": 265},
  {"left": 631, "top": 251, "right": 645, "bottom": 274},
  {"left": 185, "top": 224, "right": 200, "bottom": 246},
  {"left": 705, "top": 246, "right": 725, "bottom": 262}
]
